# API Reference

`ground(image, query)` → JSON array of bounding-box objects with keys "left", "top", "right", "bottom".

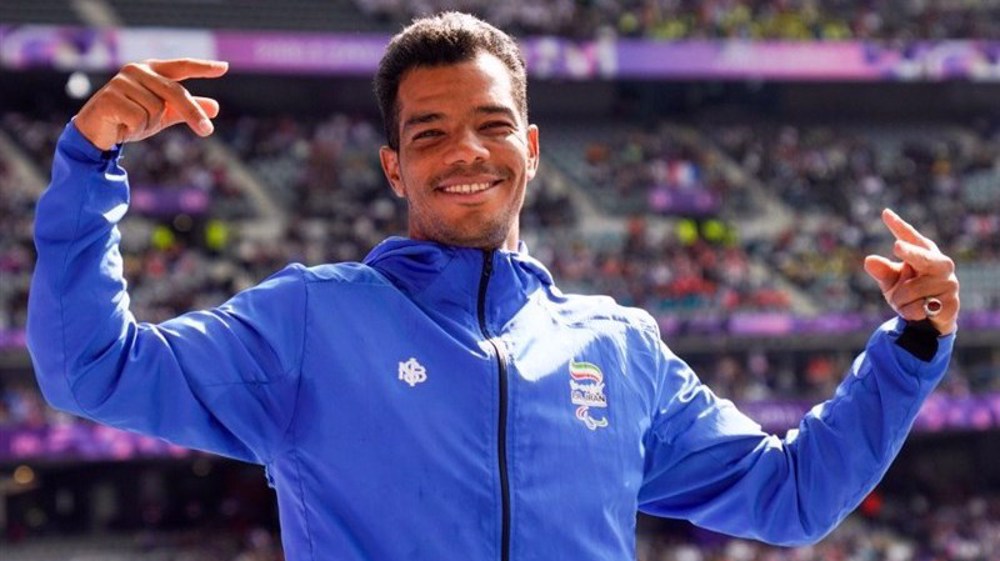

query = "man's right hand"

[{"left": 74, "top": 58, "right": 229, "bottom": 151}]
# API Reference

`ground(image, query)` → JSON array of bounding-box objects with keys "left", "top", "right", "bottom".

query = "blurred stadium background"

[{"left": 1, "top": 1, "right": 999, "bottom": 560}]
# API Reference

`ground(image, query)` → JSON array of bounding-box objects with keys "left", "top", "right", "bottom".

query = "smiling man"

[{"left": 28, "top": 11, "right": 959, "bottom": 561}]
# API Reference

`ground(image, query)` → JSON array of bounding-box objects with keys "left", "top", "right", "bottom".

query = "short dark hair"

[{"left": 374, "top": 12, "right": 528, "bottom": 151}]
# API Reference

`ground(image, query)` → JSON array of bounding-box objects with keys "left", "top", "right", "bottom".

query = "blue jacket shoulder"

[
  {"left": 295, "top": 262, "right": 390, "bottom": 286},
  {"left": 551, "top": 290, "right": 661, "bottom": 339}
]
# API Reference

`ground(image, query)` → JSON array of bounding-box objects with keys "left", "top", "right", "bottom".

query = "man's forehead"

[{"left": 396, "top": 53, "right": 518, "bottom": 117}]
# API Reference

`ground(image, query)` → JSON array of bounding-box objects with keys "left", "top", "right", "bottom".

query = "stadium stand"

[
  {"left": 0, "top": 0, "right": 85, "bottom": 26},
  {"left": 106, "top": 0, "right": 382, "bottom": 32},
  {"left": 353, "top": 0, "right": 1000, "bottom": 39},
  {"left": 4, "top": 0, "right": 997, "bottom": 40},
  {"left": 2, "top": 103, "right": 999, "bottom": 387},
  {"left": 706, "top": 120, "right": 1000, "bottom": 312}
]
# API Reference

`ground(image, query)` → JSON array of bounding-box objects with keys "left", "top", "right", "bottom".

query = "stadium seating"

[
  {"left": 106, "top": 0, "right": 381, "bottom": 32},
  {"left": 352, "top": 0, "right": 1000, "bottom": 39},
  {"left": 3, "top": 0, "right": 997, "bottom": 40},
  {"left": 0, "top": 0, "right": 85, "bottom": 26}
]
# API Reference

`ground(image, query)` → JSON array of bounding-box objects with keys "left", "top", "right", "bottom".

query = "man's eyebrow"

[
  {"left": 476, "top": 105, "right": 517, "bottom": 121},
  {"left": 402, "top": 112, "right": 443, "bottom": 131}
]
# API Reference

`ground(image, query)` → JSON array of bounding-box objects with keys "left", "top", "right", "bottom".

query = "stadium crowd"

[
  {"left": 572, "top": 122, "right": 751, "bottom": 217},
  {"left": 2, "top": 109, "right": 1000, "bottom": 405},
  {"left": 7, "top": 110, "right": 1000, "bottom": 333},
  {"left": 0, "top": 111, "right": 791, "bottom": 332},
  {"left": 708, "top": 120, "right": 1000, "bottom": 313},
  {"left": 354, "top": 0, "right": 1000, "bottom": 40}
]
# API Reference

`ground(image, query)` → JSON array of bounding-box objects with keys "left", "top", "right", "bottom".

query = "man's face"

[{"left": 379, "top": 52, "right": 540, "bottom": 251}]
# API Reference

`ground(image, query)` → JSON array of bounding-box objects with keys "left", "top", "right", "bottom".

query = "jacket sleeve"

[
  {"left": 27, "top": 122, "right": 306, "bottom": 465},
  {"left": 637, "top": 317, "right": 953, "bottom": 546}
]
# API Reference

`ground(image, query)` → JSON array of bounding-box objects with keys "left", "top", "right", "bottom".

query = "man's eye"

[
  {"left": 482, "top": 122, "right": 514, "bottom": 133},
  {"left": 413, "top": 130, "right": 442, "bottom": 140}
]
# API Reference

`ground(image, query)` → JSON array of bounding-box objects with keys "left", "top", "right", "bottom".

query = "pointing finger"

[
  {"left": 882, "top": 208, "right": 937, "bottom": 251},
  {"left": 146, "top": 58, "right": 229, "bottom": 81}
]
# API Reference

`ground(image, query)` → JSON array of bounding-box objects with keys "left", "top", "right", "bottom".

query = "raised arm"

[
  {"left": 27, "top": 60, "right": 305, "bottom": 465},
  {"left": 638, "top": 210, "right": 958, "bottom": 545}
]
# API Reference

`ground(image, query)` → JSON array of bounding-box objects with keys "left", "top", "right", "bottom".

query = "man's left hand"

[{"left": 863, "top": 208, "right": 960, "bottom": 336}]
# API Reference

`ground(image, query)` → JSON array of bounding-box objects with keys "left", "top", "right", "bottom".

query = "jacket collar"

[{"left": 363, "top": 237, "right": 553, "bottom": 331}]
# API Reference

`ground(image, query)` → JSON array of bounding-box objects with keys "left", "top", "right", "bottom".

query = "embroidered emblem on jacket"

[
  {"left": 569, "top": 360, "right": 609, "bottom": 430},
  {"left": 399, "top": 358, "right": 428, "bottom": 387}
]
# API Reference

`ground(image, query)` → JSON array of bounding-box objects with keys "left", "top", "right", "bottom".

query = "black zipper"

[{"left": 478, "top": 249, "right": 510, "bottom": 561}]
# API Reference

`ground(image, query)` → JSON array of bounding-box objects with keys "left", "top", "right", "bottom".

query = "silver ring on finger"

[{"left": 923, "top": 297, "right": 943, "bottom": 318}]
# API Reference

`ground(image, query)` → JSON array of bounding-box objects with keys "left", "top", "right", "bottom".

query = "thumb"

[{"left": 864, "top": 255, "right": 901, "bottom": 293}]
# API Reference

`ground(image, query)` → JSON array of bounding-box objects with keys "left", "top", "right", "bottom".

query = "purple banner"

[
  {"left": 0, "top": 328, "right": 26, "bottom": 350},
  {"left": 616, "top": 40, "right": 873, "bottom": 79},
  {"left": 648, "top": 185, "right": 720, "bottom": 215},
  {"left": 0, "top": 422, "right": 193, "bottom": 463},
  {"left": 214, "top": 30, "right": 386, "bottom": 75},
  {"left": 130, "top": 185, "right": 211, "bottom": 216},
  {"left": 658, "top": 310, "right": 891, "bottom": 337},
  {"left": 960, "top": 310, "right": 1000, "bottom": 331},
  {"left": 3, "top": 26, "right": 1000, "bottom": 82},
  {"left": 727, "top": 311, "right": 879, "bottom": 336},
  {"left": 614, "top": 39, "right": 1000, "bottom": 81},
  {"left": 0, "top": 25, "right": 118, "bottom": 71},
  {"left": 739, "top": 393, "right": 1000, "bottom": 434},
  {"left": 520, "top": 36, "right": 617, "bottom": 79}
]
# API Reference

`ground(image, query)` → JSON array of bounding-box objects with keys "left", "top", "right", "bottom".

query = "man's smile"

[{"left": 435, "top": 175, "right": 506, "bottom": 198}]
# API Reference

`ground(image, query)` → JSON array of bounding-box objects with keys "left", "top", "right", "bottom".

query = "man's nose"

[{"left": 443, "top": 128, "right": 489, "bottom": 165}]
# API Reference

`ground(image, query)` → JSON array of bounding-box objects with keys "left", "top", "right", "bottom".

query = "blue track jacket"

[{"left": 29, "top": 123, "right": 954, "bottom": 561}]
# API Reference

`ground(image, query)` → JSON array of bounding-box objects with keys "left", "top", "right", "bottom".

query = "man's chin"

[{"left": 420, "top": 222, "right": 511, "bottom": 250}]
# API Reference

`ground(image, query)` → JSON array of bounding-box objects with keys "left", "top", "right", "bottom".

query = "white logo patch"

[
  {"left": 569, "top": 360, "right": 609, "bottom": 430},
  {"left": 398, "top": 358, "right": 428, "bottom": 387}
]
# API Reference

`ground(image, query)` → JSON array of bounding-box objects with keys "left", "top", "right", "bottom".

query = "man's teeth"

[{"left": 442, "top": 182, "right": 491, "bottom": 194}]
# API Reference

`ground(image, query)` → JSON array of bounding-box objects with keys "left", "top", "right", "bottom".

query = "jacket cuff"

[
  {"left": 64, "top": 119, "right": 123, "bottom": 163},
  {"left": 894, "top": 319, "right": 942, "bottom": 362}
]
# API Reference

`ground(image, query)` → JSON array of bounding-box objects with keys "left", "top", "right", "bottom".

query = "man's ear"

[
  {"left": 379, "top": 146, "right": 406, "bottom": 198},
  {"left": 525, "top": 124, "right": 540, "bottom": 181}
]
